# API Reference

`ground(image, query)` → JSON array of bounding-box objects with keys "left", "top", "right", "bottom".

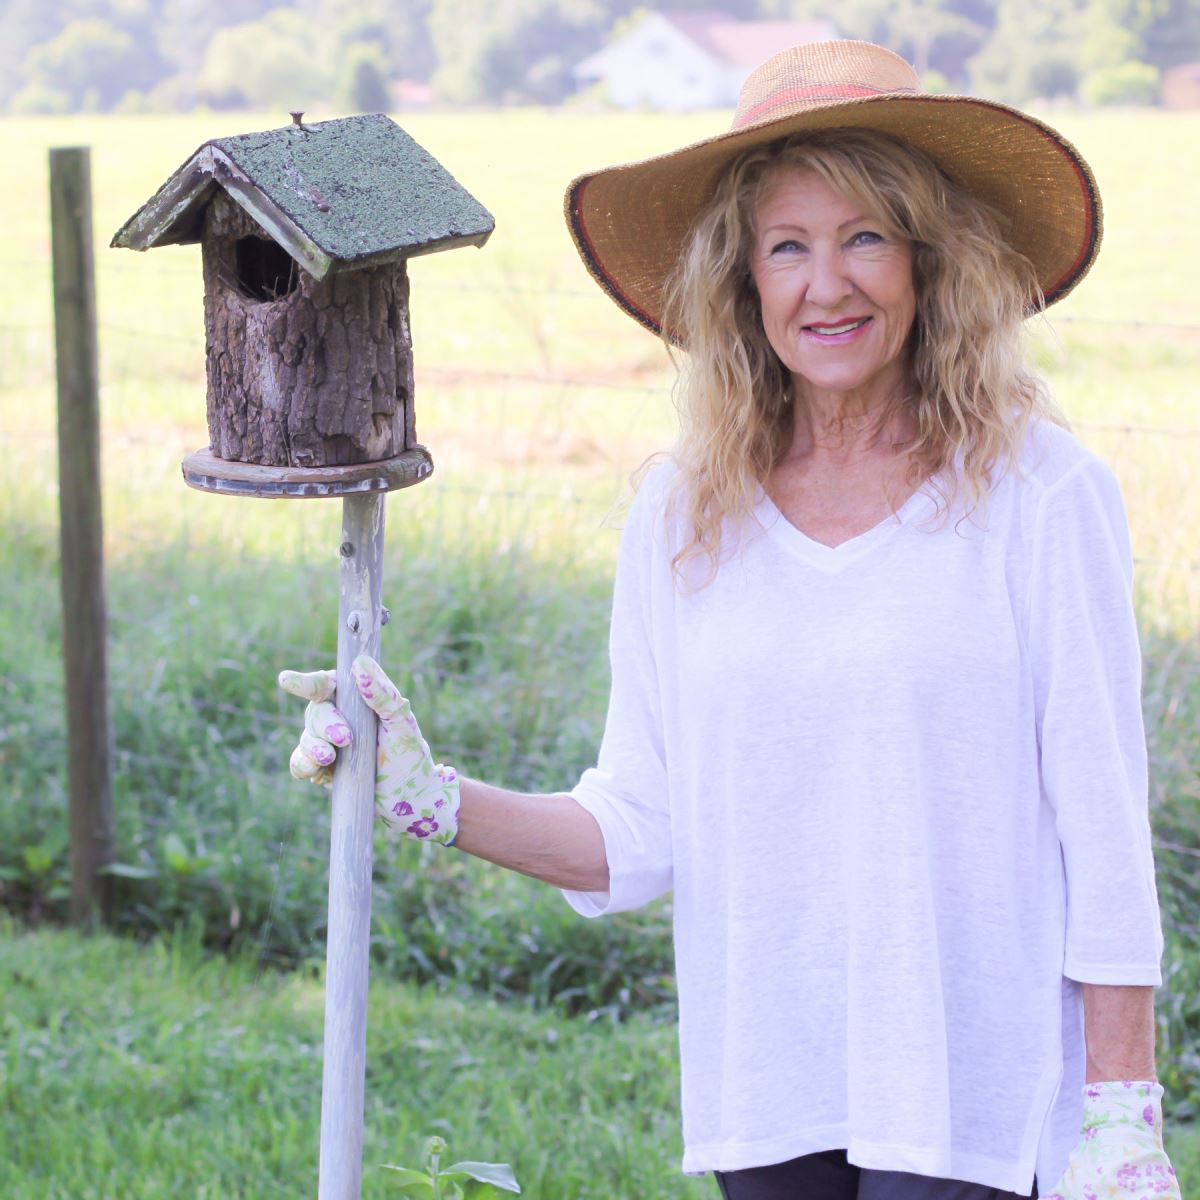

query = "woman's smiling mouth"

[{"left": 802, "top": 317, "right": 873, "bottom": 342}]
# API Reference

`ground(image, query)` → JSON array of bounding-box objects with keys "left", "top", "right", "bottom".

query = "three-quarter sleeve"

[
  {"left": 1027, "top": 455, "right": 1164, "bottom": 984},
  {"left": 562, "top": 481, "right": 674, "bottom": 917}
]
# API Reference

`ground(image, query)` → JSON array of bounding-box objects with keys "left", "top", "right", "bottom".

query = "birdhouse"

[{"left": 111, "top": 113, "right": 494, "bottom": 495}]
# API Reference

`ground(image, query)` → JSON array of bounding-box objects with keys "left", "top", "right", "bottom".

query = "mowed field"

[
  {"left": 1, "top": 107, "right": 1198, "bottom": 621},
  {"left": 0, "top": 107, "right": 1198, "bottom": 1198}
]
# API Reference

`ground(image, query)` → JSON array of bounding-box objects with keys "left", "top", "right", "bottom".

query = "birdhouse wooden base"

[{"left": 181, "top": 445, "right": 432, "bottom": 499}]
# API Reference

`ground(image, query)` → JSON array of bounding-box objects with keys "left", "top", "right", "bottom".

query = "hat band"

[{"left": 733, "top": 83, "right": 918, "bottom": 129}]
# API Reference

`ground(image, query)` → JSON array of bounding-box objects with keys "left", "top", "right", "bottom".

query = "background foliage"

[{"left": 2, "top": 0, "right": 1198, "bottom": 112}]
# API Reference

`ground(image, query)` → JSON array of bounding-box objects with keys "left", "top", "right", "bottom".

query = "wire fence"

[
  {"left": 2, "top": 257, "right": 1196, "bottom": 450},
  {"left": 4, "top": 264, "right": 1199, "bottom": 584},
  {"left": 4, "top": 297, "right": 1195, "bottom": 564},
  {"left": 2, "top": 254, "right": 1198, "bottom": 932}
]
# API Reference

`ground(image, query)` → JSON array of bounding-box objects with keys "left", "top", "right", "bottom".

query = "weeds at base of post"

[{"left": 383, "top": 1134, "right": 522, "bottom": 1198}]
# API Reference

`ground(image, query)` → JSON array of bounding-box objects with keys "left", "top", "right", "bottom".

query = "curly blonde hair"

[{"left": 656, "top": 128, "right": 1063, "bottom": 582}]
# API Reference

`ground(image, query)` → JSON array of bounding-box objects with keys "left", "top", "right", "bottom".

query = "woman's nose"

[{"left": 806, "top": 249, "right": 853, "bottom": 308}]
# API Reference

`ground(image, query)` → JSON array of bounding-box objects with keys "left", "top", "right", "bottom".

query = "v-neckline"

[{"left": 753, "top": 481, "right": 936, "bottom": 573}]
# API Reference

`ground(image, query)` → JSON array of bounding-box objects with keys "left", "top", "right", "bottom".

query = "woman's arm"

[
  {"left": 1045, "top": 985, "right": 1177, "bottom": 1198},
  {"left": 279, "top": 661, "right": 612, "bottom": 894},
  {"left": 1082, "top": 983, "right": 1157, "bottom": 1083},
  {"left": 454, "top": 777, "right": 610, "bottom": 893}
]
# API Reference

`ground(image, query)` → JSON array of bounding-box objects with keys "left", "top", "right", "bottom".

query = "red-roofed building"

[
  {"left": 1162, "top": 62, "right": 1200, "bottom": 109},
  {"left": 575, "top": 10, "right": 838, "bottom": 110}
]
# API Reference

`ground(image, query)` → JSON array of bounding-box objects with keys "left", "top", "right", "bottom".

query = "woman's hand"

[
  {"left": 278, "top": 655, "right": 461, "bottom": 846},
  {"left": 1042, "top": 1081, "right": 1179, "bottom": 1199}
]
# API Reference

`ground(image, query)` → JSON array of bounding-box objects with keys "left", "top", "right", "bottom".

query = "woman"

[{"left": 282, "top": 41, "right": 1176, "bottom": 1200}]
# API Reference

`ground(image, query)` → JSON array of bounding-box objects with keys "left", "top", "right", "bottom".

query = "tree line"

[{"left": 2, "top": 0, "right": 1197, "bottom": 115}]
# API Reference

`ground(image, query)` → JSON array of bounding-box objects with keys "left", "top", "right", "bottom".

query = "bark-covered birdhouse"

[{"left": 112, "top": 113, "right": 494, "bottom": 492}]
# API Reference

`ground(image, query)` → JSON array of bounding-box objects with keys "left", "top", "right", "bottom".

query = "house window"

[{"left": 235, "top": 236, "right": 298, "bottom": 302}]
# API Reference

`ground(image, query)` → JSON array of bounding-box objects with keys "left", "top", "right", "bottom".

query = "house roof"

[
  {"left": 111, "top": 114, "right": 494, "bottom": 281},
  {"left": 664, "top": 11, "right": 837, "bottom": 66},
  {"left": 575, "top": 11, "right": 839, "bottom": 80}
]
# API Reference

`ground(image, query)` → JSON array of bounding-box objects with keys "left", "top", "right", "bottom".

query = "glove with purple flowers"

[
  {"left": 1042, "top": 1081, "right": 1179, "bottom": 1199},
  {"left": 279, "top": 655, "right": 460, "bottom": 846}
]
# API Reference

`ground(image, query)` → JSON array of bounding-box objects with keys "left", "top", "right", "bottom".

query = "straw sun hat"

[{"left": 565, "top": 39, "right": 1102, "bottom": 339}]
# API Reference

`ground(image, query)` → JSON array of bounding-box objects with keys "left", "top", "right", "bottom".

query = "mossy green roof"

[
  {"left": 111, "top": 114, "right": 494, "bottom": 277},
  {"left": 211, "top": 114, "right": 493, "bottom": 261}
]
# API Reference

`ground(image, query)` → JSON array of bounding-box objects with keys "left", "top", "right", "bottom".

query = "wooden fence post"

[
  {"left": 50, "top": 146, "right": 115, "bottom": 926},
  {"left": 319, "top": 491, "right": 385, "bottom": 1200}
]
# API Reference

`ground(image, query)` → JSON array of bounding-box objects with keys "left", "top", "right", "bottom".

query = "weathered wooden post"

[
  {"left": 111, "top": 114, "right": 494, "bottom": 1199},
  {"left": 50, "top": 145, "right": 116, "bottom": 928}
]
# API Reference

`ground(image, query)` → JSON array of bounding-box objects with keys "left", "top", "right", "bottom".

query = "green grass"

[
  {"left": 3, "top": 922, "right": 1200, "bottom": 1199},
  {"left": 0, "top": 921, "right": 706, "bottom": 1199},
  {"left": 0, "top": 107, "right": 1197, "bottom": 1192}
]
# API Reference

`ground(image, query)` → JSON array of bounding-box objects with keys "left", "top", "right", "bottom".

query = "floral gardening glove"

[
  {"left": 278, "top": 655, "right": 460, "bottom": 846},
  {"left": 1042, "top": 1081, "right": 1180, "bottom": 1199},
  {"left": 277, "top": 666, "right": 348, "bottom": 788}
]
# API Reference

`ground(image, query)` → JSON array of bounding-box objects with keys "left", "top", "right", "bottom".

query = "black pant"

[{"left": 714, "top": 1149, "right": 1038, "bottom": 1200}]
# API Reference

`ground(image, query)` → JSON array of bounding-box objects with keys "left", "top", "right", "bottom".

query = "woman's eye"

[
  {"left": 768, "top": 239, "right": 804, "bottom": 255},
  {"left": 849, "top": 230, "right": 884, "bottom": 247}
]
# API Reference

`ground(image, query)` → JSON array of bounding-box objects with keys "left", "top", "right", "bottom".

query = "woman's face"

[{"left": 749, "top": 166, "right": 917, "bottom": 406}]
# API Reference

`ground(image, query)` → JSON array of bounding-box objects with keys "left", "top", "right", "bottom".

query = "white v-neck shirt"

[{"left": 562, "top": 420, "right": 1164, "bottom": 1193}]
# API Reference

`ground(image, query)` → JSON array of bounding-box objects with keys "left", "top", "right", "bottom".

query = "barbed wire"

[
  {"left": 2, "top": 280, "right": 1198, "bottom": 594},
  {"left": 3, "top": 251, "right": 1200, "bottom": 330},
  {"left": 1075, "top": 422, "right": 1200, "bottom": 439},
  {"left": 5, "top": 249, "right": 1200, "bottom": 323},
  {"left": 69, "top": 309, "right": 1200, "bottom": 338},
  {"left": 5, "top": 321, "right": 1194, "bottom": 414},
  {"left": 97, "top": 322, "right": 202, "bottom": 346},
  {"left": 0, "top": 502, "right": 1197, "bottom": 575},
  {"left": 1051, "top": 316, "right": 1200, "bottom": 332}
]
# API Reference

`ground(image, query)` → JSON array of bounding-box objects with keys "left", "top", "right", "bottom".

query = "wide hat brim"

[{"left": 565, "top": 42, "right": 1102, "bottom": 341}]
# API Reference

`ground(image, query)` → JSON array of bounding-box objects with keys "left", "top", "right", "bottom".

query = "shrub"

[{"left": 1081, "top": 60, "right": 1161, "bottom": 105}]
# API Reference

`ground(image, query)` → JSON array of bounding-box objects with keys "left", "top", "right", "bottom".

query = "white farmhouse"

[{"left": 575, "top": 10, "right": 839, "bottom": 110}]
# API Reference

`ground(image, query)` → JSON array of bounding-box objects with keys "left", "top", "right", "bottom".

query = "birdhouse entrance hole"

[{"left": 235, "top": 235, "right": 298, "bottom": 302}]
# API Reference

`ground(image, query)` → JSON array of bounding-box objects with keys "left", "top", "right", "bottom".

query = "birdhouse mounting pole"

[
  {"left": 319, "top": 491, "right": 386, "bottom": 1200},
  {"left": 111, "top": 111, "right": 496, "bottom": 1198}
]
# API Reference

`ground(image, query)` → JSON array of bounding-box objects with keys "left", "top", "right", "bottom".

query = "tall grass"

[{"left": 0, "top": 516, "right": 676, "bottom": 1019}]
